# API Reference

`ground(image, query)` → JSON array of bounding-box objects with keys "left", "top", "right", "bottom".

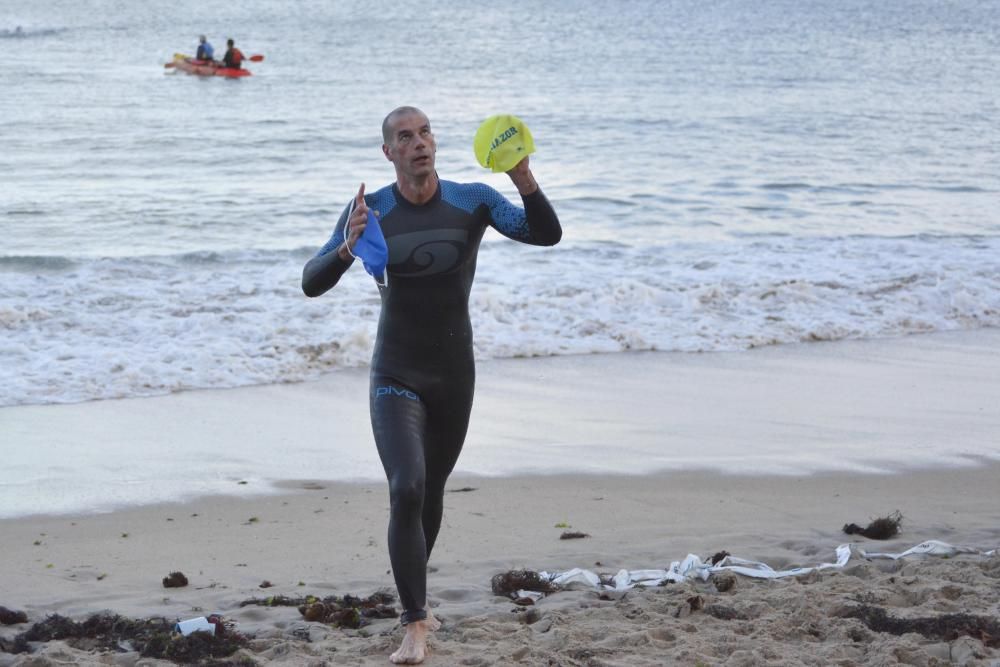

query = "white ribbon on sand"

[{"left": 541, "top": 540, "right": 998, "bottom": 592}]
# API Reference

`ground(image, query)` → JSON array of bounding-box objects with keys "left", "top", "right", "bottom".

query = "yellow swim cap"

[{"left": 473, "top": 114, "right": 535, "bottom": 173}]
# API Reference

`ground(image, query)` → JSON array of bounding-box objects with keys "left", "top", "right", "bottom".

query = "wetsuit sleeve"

[
  {"left": 487, "top": 188, "right": 562, "bottom": 247},
  {"left": 301, "top": 203, "right": 355, "bottom": 297}
]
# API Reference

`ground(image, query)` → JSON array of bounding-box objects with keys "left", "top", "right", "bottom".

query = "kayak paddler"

[
  {"left": 196, "top": 35, "right": 215, "bottom": 62},
  {"left": 222, "top": 39, "right": 244, "bottom": 69}
]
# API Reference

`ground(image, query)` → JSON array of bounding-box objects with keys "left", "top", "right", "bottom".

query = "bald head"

[{"left": 382, "top": 106, "right": 428, "bottom": 145}]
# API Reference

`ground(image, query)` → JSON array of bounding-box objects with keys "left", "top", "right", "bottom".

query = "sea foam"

[{"left": 2, "top": 234, "right": 998, "bottom": 407}]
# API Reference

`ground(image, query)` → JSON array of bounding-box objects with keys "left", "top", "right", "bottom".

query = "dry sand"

[{"left": 2, "top": 468, "right": 999, "bottom": 666}]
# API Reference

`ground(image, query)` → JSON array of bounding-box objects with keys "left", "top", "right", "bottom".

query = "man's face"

[{"left": 383, "top": 111, "right": 436, "bottom": 178}]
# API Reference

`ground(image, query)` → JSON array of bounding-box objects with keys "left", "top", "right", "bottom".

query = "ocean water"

[{"left": 2, "top": 0, "right": 999, "bottom": 407}]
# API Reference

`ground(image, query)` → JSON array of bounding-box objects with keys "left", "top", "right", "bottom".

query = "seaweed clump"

[
  {"left": 240, "top": 591, "right": 397, "bottom": 629},
  {"left": 843, "top": 511, "right": 903, "bottom": 540},
  {"left": 709, "top": 550, "right": 731, "bottom": 565},
  {"left": 0, "top": 606, "right": 28, "bottom": 625},
  {"left": 491, "top": 570, "right": 558, "bottom": 599},
  {"left": 844, "top": 604, "right": 1000, "bottom": 647},
  {"left": 0, "top": 613, "right": 248, "bottom": 663},
  {"left": 162, "top": 571, "right": 189, "bottom": 588}
]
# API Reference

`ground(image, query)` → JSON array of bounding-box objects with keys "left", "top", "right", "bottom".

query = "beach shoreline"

[
  {"left": 3, "top": 329, "right": 1000, "bottom": 664},
  {"left": 4, "top": 328, "right": 1000, "bottom": 521}
]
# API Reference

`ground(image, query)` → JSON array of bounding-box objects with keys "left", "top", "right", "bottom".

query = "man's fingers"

[
  {"left": 345, "top": 183, "right": 369, "bottom": 253},
  {"left": 350, "top": 221, "right": 367, "bottom": 243},
  {"left": 354, "top": 183, "right": 370, "bottom": 222}
]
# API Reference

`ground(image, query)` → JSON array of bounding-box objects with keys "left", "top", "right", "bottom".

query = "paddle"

[{"left": 249, "top": 54, "right": 264, "bottom": 62}]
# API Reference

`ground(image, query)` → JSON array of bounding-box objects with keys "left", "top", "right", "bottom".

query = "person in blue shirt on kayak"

[
  {"left": 196, "top": 35, "right": 214, "bottom": 62},
  {"left": 222, "top": 39, "right": 244, "bottom": 69}
]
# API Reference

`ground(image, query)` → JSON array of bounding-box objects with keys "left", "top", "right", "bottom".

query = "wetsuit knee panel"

[{"left": 387, "top": 473, "right": 425, "bottom": 509}]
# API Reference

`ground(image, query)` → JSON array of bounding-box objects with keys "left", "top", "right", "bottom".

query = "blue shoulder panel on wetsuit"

[
  {"left": 367, "top": 184, "right": 398, "bottom": 220},
  {"left": 440, "top": 180, "right": 530, "bottom": 241},
  {"left": 316, "top": 185, "right": 398, "bottom": 257}
]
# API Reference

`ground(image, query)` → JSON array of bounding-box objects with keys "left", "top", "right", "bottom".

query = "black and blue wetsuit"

[{"left": 302, "top": 179, "right": 560, "bottom": 624}]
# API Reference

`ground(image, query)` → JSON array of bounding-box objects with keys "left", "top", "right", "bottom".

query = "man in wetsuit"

[
  {"left": 301, "top": 106, "right": 560, "bottom": 664},
  {"left": 221, "top": 38, "right": 243, "bottom": 69},
  {"left": 196, "top": 35, "right": 214, "bottom": 62}
]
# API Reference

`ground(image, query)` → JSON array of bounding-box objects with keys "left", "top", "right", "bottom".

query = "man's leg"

[
  {"left": 422, "top": 382, "right": 474, "bottom": 558},
  {"left": 370, "top": 380, "right": 429, "bottom": 625}
]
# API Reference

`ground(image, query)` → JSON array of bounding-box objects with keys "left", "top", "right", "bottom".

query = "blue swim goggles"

[{"left": 344, "top": 199, "right": 388, "bottom": 288}]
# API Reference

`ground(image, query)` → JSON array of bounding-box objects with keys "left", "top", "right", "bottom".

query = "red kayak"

[{"left": 167, "top": 54, "right": 251, "bottom": 78}]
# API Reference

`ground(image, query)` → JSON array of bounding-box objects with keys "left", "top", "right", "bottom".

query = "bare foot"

[
  {"left": 425, "top": 607, "right": 441, "bottom": 632},
  {"left": 390, "top": 620, "right": 429, "bottom": 664}
]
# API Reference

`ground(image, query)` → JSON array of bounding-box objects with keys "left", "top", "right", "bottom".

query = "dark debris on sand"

[
  {"left": 709, "top": 550, "right": 731, "bottom": 565},
  {"left": 162, "top": 571, "right": 189, "bottom": 588},
  {"left": 0, "top": 612, "right": 248, "bottom": 664},
  {"left": 844, "top": 604, "right": 1000, "bottom": 647},
  {"left": 0, "top": 606, "right": 28, "bottom": 625},
  {"left": 239, "top": 591, "right": 397, "bottom": 629},
  {"left": 491, "top": 570, "right": 558, "bottom": 599},
  {"left": 843, "top": 511, "right": 903, "bottom": 540}
]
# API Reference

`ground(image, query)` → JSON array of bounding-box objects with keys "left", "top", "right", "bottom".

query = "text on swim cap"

[
  {"left": 486, "top": 126, "right": 519, "bottom": 166},
  {"left": 491, "top": 126, "right": 518, "bottom": 150}
]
